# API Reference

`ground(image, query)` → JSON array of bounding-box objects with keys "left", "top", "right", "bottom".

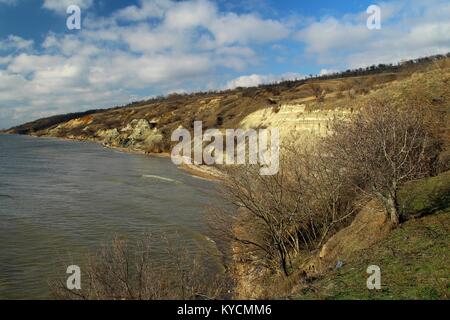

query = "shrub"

[
  {"left": 324, "top": 99, "right": 443, "bottom": 226},
  {"left": 50, "top": 236, "right": 226, "bottom": 300},
  {"left": 308, "top": 83, "right": 326, "bottom": 102},
  {"left": 209, "top": 145, "right": 358, "bottom": 276}
]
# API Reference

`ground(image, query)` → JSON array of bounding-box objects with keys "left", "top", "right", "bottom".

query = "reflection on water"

[{"left": 0, "top": 134, "right": 222, "bottom": 299}]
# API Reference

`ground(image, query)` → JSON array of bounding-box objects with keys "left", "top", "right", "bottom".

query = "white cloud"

[
  {"left": 297, "top": 17, "right": 370, "bottom": 55},
  {"left": 210, "top": 13, "right": 288, "bottom": 46},
  {"left": 226, "top": 72, "right": 303, "bottom": 89},
  {"left": 114, "top": 0, "right": 172, "bottom": 21},
  {"left": 319, "top": 68, "right": 338, "bottom": 76},
  {"left": 295, "top": 0, "right": 450, "bottom": 68},
  {"left": 0, "top": 0, "right": 291, "bottom": 128},
  {"left": 163, "top": 0, "right": 217, "bottom": 29},
  {"left": 2, "top": 0, "right": 449, "bottom": 129},
  {"left": 226, "top": 74, "right": 265, "bottom": 88},
  {"left": 0, "top": 0, "right": 18, "bottom": 5},
  {"left": 42, "top": 0, "right": 93, "bottom": 14},
  {"left": 0, "top": 35, "right": 33, "bottom": 52}
]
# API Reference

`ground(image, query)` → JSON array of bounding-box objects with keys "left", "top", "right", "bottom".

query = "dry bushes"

[
  {"left": 211, "top": 78, "right": 446, "bottom": 278},
  {"left": 308, "top": 83, "right": 326, "bottom": 102},
  {"left": 209, "top": 145, "right": 358, "bottom": 276},
  {"left": 51, "top": 236, "right": 226, "bottom": 300},
  {"left": 432, "top": 57, "right": 450, "bottom": 70},
  {"left": 335, "top": 77, "right": 375, "bottom": 100},
  {"left": 324, "top": 99, "right": 443, "bottom": 226}
]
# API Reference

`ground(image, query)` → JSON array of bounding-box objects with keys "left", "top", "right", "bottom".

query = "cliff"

[
  {"left": 6, "top": 56, "right": 448, "bottom": 157},
  {"left": 4, "top": 55, "right": 450, "bottom": 300}
]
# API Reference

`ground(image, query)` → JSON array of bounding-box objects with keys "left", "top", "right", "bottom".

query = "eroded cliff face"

[
  {"left": 24, "top": 98, "right": 353, "bottom": 158},
  {"left": 240, "top": 104, "right": 353, "bottom": 140},
  {"left": 98, "top": 119, "right": 164, "bottom": 153},
  {"left": 7, "top": 60, "right": 449, "bottom": 158},
  {"left": 11, "top": 66, "right": 431, "bottom": 159},
  {"left": 44, "top": 117, "right": 166, "bottom": 154}
]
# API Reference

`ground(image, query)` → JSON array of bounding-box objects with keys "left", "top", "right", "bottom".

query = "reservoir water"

[{"left": 0, "top": 134, "right": 221, "bottom": 299}]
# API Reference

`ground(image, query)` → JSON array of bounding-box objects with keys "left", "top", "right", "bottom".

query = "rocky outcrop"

[
  {"left": 98, "top": 119, "right": 164, "bottom": 153},
  {"left": 96, "top": 128, "right": 120, "bottom": 145},
  {"left": 41, "top": 117, "right": 165, "bottom": 153},
  {"left": 239, "top": 104, "right": 353, "bottom": 142}
]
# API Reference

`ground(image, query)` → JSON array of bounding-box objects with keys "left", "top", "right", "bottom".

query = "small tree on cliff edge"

[{"left": 325, "top": 99, "right": 442, "bottom": 226}]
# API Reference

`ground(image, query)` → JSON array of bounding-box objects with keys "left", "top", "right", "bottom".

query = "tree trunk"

[
  {"left": 278, "top": 246, "right": 289, "bottom": 277},
  {"left": 386, "top": 194, "right": 400, "bottom": 227}
]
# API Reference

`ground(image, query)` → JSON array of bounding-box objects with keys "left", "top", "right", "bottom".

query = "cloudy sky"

[{"left": 0, "top": 0, "right": 449, "bottom": 129}]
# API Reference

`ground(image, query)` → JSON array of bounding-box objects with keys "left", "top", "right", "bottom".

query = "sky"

[{"left": 0, "top": 0, "right": 449, "bottom": 129}]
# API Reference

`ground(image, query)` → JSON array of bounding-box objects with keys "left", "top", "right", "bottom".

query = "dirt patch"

[{"left": 302, "top": 199, "right": 391, "bottom": 277}]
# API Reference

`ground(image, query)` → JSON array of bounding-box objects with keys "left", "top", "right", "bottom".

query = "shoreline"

[{"left": 3, "top": 132, "right": 222, "bottom": 181}]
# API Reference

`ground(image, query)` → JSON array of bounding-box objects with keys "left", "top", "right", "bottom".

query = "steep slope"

[
  {"left": 239, "top": 171, "right": 450, "bottom": 300},
  {"left": 297, "top": 210, "right": 449, "bottom": 300},
  {"left": 4, "top": 56, "right": 449, "bottom": 158},
  {"left": 298, "top": 172, "right": 450, "bottom": 300}
]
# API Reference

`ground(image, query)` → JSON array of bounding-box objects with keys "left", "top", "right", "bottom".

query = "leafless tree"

[
  {"left": 50, "top": 236, "right": 226, "bottom": 300},
  {"left": 209, "top": 144, "right": 358, "bottom": 276},
  {"left": 324, "top": 99, "right": 442, "bottom": 226},
  {"left": 308, "top": 83, "right": 326, "bottom": 102}
]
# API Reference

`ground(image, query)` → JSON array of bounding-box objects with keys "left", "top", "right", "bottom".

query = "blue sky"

[{"left": 0, "top": 0, "right": 449, "bottom": 129}]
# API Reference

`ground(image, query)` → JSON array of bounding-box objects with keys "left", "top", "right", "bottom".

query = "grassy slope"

[
  {"left": 298, "top": 211, "right": 449, "bottom": 300},
  {"left": 399, "top": 171, "right": 450, "bottom": 219},
  {"left": 297, "top": 172, "right": 450, "bottom": 300}
]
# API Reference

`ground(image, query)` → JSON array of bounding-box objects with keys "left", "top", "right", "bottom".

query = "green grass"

[
  {"left": 297, "top": 211, "right": 449, "bottom": 300},
  {"left": 296, "top": 171, "right": 450, "bottom": 300},
  {"left": 399, "top": 170, "right": 450, "bottom": 218}
]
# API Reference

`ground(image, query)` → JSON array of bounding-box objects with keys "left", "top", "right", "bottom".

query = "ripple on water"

[{"left": 0, "top": 134, "right": 223, "bottom": 299}]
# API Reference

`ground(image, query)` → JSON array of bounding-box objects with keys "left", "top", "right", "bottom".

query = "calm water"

[{"left": 0, "top": 134, "right": 221, "bottom": 299}]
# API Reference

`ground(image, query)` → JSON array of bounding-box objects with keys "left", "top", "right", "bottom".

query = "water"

[{"left": 0, "top": 134, "right": 222, "bottom": 299}]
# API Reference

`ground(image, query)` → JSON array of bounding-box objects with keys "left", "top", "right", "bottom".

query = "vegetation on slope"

[
  {"left": 297, "top": 210, "right": 449, "bottom": 300},
  {"left": 5, "top": 54, "right": 450, "bottom": 149},
  {"left": 211, "top": 63, "right": 449, "bottom": 299},
  {"left": 247, "top": 171, "right": 450, "bottom": 300},
  {"left": 8, "top": 53, "right": 447, "bottom": 300},
  {"left": 399, "top": 170, "right": 450, "bottom": 219},
  {"left": 297, "top": 169, "right": 450, "bottom": 300}
]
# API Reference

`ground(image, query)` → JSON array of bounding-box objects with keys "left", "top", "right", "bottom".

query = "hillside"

[
  {"left": 4, "top": 55, "right": 450, "bottom": 159},
  {"left": 298, "top": 171, "right": 450, "bottom": 300},
  {"left": 233, "top": 171, "right": 450, "bottom": 300},
  {"left": 4, "top": 54, "right": 450, "bottom": 301},
  {"left": 297, "top": 210, "right": 449, "bottom": 300}
]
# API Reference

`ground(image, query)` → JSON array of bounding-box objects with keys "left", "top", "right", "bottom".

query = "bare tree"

[
  {"left": 209, "top": 145, "right": 358, "bottom": 276},
  {"left": 325, "top": 99, "right": 442, "bottom": 226},
  {"left": 50, "top": 236, "right": 226, "bottom": 300},
  {"left": 308, "top": 83, "right": 326, "bottom": 102}
]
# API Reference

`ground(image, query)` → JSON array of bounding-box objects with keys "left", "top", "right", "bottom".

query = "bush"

[
  {"left": 308, "top": 83, "right": 326, "bottom": 102},
  {"left": 324, "top": 99, "right": 443, "bottom": 226},
  {"left": 50, "top": 236, "right": 227, "bottom": 300},
  {"left": 210, "top": 145, "right": 358, "bottom": 276}
]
